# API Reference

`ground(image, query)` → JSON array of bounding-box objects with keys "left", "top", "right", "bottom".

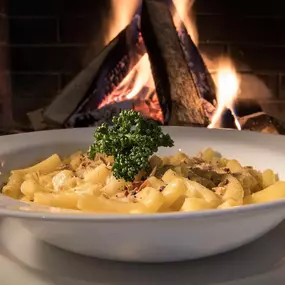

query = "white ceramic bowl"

[{"left": 1, "top": 127, "right": 285, "bottom": 263}]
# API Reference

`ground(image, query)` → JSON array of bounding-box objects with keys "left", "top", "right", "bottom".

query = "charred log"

[
  {"left": 67, "top": 100, "right": 134, "bottom": 127},
  {"left": 176, "top": 22, "right": 216, "bottom": 105},
  {"left": 43, "top": 37, "right": 118, "bottom": 127},
  {"left": 239, "top": 112, "right": 285, "bottom": 135},
  {"left": 141, "top": 0, "right": 210, "bottom": 126},
  {"left": 234, "top": 99, "right": 262, "bottom": 117},
  {"left": 220, "top": 100, "right": 263, "bottom": 129},
  {"left": 44, "top": 16, "right": 145, "bottom": 127},
  {"left": 220, "top": 109, "right": 237, "bottom": 129}
]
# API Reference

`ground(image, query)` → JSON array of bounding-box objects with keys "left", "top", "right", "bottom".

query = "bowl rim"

[{"left": 1, "top": 126, "right": 285, "bottom": 222}]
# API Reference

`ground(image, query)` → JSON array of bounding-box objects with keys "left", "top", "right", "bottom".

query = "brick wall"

[
  {"left": 0, "top": 0, "right": 12, "bottom": 129},
  {"left": 6, "top": 0, "right": 285, "bottom": 126},
  {"left": 8, "top": 0, "right": 113, "bottom": 125}
]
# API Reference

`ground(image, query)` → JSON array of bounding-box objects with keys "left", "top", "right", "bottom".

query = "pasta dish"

[
  {"left": 2, "top": 148, "right": 284, "bottom": 213},
  {"left": 1, "top": 110, "right": 285, "bottom": 214}
]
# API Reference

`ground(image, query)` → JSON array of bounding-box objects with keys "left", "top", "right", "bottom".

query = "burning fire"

[
  {"left": 97, "top": 53, "right": 163, "bottom": 123},
  {"left": 98, "top": 0, "right": 198, "bottom": 124},
  {"left": 208, "top": 58, "right": 241, "bottom": 130},
  {"left": 104, "top": 0, "right": 140, "bottom": 45},
  {"left": 99, "top": 0, "right": 241, "bottom": 129},
  {"left": 172, "top": 0, "right": 199, "bottom": 45}
]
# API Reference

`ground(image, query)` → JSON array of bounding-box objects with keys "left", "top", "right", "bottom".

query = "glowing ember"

[
  {"left": 208, "top": 58, "right": 241, "bottom": 130},
  {"left": 97, "top": 53, "right": 163, "bottom": 123}
]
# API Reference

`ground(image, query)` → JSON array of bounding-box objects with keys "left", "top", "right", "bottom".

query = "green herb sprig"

[{"left": 88, "top": 110, "right": 174, "bottom": 181}]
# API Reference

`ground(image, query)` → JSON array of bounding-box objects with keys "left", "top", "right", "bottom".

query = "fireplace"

[
  {"left": 44, "top": 2, "right": 217, "bottom": 129},
  {"left": 2, "top": 0, "right": 285, "bottom": 134}
]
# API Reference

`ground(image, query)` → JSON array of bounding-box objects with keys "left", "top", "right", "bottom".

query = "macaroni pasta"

[{"left": 2, "top": 148, "right": 285, "bottom": 213}]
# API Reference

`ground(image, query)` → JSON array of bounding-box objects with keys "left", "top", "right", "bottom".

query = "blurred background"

[{"left": 1, "top": 0, "right": 285, "bottom": 132}]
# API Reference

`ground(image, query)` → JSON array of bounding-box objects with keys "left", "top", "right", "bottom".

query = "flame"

[
  {"left": 0, "top": 160, "right": 4, "bottom": 176},
  {"left": 208, "top": 58, "right": 241, "bottom": 130},
  {"left": 172, "top": 0, "right": 198, "bottom": 45},
  {"left": 103, "top": 0, "right": 140, "bottom": 45},
  {"left": 172, "top": 0, "right": 241, "bottom": 130},
  {"left": 98, "top": 54, "right": 152, "bottom": 106},
  {"left": 98, "top": 53, "right": 163, "bottom": 123}
]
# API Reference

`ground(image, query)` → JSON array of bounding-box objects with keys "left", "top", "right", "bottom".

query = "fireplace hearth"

[
  {"left": 42, "top": 0, "right": 285, "bottom": 134},
  {"left": 2, "top": 0, "right": 285, "bottom": 135}
]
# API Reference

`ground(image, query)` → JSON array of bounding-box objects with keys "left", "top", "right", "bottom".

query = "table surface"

[{"left": 0, "top": 218, "right": 285, "bottom": 285}]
